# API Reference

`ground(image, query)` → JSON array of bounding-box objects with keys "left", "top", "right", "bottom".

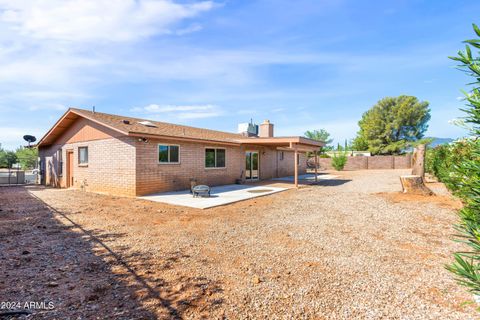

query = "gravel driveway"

[{"left": 0, "top": 169, "right": 475, "bottom": 319}]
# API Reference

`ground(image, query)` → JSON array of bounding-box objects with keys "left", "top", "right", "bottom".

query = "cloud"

[
  {"left": 131, "top": 104, "right": 223, "bottom": 120},
  {"left": 175, "top": 24, "right": 203, "bottom": 35},
  {"left": 0, "top": 126, "right": 44, "bottom": 150},
  {"left": 0, "top": 0, "right": 214, "bottom": 42}
]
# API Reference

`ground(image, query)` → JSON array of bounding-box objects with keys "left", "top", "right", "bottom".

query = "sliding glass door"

[{"left": 245, "top": 151, "right": 259, "bottom": 181}]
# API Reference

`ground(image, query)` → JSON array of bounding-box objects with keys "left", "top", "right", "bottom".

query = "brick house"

[{"left": 37, "top": 108, "right": 323, "bottom": 196}]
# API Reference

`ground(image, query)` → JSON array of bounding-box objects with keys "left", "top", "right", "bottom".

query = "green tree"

[
  {"left": 445, "top": 23, "right": 480, "bottom": 297},
  {"left": 354, "top": 96, "right": 431, "bottom": 155},
  {"left": 351, "top": 134, "right": 369, "bottom": 151},
  {"left": 15, "top": 147, "right": 38, "bottom": 170},
  {"left": 304, "top": 129, "right": 333, "bottom": 151},
  {"left": 0, "top": 144, "right": 18, "bottom": 168}
]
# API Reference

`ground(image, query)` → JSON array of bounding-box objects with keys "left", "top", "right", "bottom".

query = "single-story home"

[{"left": 37, "top": 108, "right": 323, "bottom": 196}]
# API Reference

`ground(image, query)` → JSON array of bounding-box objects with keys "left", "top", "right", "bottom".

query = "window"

[
  {"left": 205, "top": 148, "right": 226, "bottom": 168},
  {"left": 297, "top": 154, "right": 300, "bottom": 165},
  {"left": 78, "top": 147, "right": 88, "bottom": 165},
  {"left": 58, "top": 149, "right": 63, "bottom": 176},
  {"left": 158, "top": 145, "right": 179, "bottom": 163},
  {"left": 279, "top": 151, "right": 284, "bottom": 161}
]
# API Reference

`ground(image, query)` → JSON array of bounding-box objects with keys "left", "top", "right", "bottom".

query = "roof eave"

[{"left": 37, "top": 108, "right": 130, "bottom": 148}]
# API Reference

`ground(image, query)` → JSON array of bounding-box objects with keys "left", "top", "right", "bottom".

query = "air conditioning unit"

[{"left": 238, "top": 122, "right": 258, "bottom": 137}]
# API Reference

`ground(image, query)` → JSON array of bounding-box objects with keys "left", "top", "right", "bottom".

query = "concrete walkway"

[{"left": 139, "top": 184, "right": 288, "bottom": 209}]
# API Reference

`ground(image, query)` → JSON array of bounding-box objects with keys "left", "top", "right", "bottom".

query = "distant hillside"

[{"left": 426, "top": 137, "right": 454, "bottom": 147}]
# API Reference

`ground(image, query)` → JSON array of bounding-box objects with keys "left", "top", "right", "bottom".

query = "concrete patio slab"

[
  {"left": 139, "top": 184, "right": 288, "bottom": 209},
  {"left": 272, "top": 173, "right": 338, "bottom": 182}
]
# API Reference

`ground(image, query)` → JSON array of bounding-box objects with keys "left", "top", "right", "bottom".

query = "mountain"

[{"left": 425, "top": 137, "right": 455, "bottom": 147}]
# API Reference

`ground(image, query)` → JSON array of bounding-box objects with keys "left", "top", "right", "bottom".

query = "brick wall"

[
  {"left": 343, "top": 157, "right": 368, "bottom": 170},
  {"left": 135, "top": 139, "right": 244, "bottom": 195},
  {"left": 368, "top": 156, "right": 394, "bottom": 169},
  {"left": 135, "top": 140, "right": 307, "bottom": 196},
  {"left": 393, "top": 155, "right": 412, "bottom": 169},
  {"left": 253, "top": 147, "right": 306, "bottom": 180},
  {"left": 316, "top": 154, "right": 411, "bottom": 170},
  {"left": 39, "top": 118, "right": 137, "bottom": 196}
]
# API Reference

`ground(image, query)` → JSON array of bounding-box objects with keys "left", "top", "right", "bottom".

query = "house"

[{"left": 37, "top": 108, "right": 324, "bottom": 196}]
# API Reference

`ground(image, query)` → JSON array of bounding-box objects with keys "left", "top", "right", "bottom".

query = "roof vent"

[
  {"left": 138, "top": 121, "right": 157, "bottom": 128},
  {"left": 122, "top": 120, "right": 130, "bottom": 124}
]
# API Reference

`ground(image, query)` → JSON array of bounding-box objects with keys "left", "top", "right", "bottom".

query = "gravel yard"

[{"left": 0, "top": 169, "right": 476, "bottom": 319}]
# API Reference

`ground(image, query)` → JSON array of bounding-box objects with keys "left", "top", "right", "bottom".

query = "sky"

[{"left": 0, "top": 0, "right": 479, "bottom": 150}]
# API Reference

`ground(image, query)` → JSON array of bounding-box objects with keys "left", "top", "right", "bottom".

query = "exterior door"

[
  {"left": 66, "top": 151, "right": 74, "bottom": 187},
  {"left": 245, "top": 151, "right": 259, "bottom": 181}
]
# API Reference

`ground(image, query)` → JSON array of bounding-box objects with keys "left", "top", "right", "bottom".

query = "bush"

[
  {"left": 444, "top": 23, "right": 480, "bottom": 299},
  {"left": 426, "top": 140, "right": 478, "bottom": 192},
  {"left": 331, "top": 153, "right": 347, "bottom": 170}
]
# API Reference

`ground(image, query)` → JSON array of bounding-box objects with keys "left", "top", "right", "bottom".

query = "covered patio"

[{"left": 238, "top": 136, "right": 324, "bottom": 188}]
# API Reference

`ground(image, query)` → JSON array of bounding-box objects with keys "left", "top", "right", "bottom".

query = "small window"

[
  {"left": 205, "top": 148, "right": 226, "bottom": 168},
  {"left": 58, "top": 149, "right": 63, "bottom": 176},
  {"left": 297, "top": 154, "right": 300, "bottom": 165},
  {"left": 279, "top": 151, "right": 284, "bottom": 161},
  {"left": 78, "top": 147, "right": 88, "bottom": 165},
  {"left": 158, "top": 145, "right": 180, "bottom": 163}
]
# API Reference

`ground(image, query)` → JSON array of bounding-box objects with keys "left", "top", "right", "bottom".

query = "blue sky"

[{"left": 0, "top": 0, "right": 479, "bottom": 150}]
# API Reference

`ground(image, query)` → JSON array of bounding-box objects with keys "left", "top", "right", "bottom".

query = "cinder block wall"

[{"left": 316, "top": 154, "right": 411, "bottom": 170}]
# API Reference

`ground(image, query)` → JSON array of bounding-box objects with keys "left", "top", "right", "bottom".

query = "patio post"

[
  {"left": 314, "top": 149, "right": 318, "bottom": 182},
  {"left": 294, "top": 145, "right": 298, "bottom": 188}
]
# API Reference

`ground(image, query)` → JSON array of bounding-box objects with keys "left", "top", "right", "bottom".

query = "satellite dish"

[{"left": 23, "top": 135, "right": 36, "bottom": 147}]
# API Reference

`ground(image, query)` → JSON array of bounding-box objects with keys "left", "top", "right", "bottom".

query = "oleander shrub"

[
  {"left": 445, "top": 23, "right": 480, "bottom": 299},
  {"left": 426, "top": 140, "right": 477, "bottom": 192}
]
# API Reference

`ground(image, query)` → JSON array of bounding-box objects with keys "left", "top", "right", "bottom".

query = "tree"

[
  {"left": 351, "top": 134, "right": 369, "bottom": 151},
  {"left": 0, "top": 144, "right": 18, "bottom": 168},
  {"left": 353, "top": 96, "right": 431, "bottom": 155},
  {"left": 15, "top": 147, "right": 38, "bottom": 170},
  {"left": 445, "top": 23, "right": 480, "bottom": 298},
  {"left": 304, "top": 129, "right": 333, "bottom": 151}
]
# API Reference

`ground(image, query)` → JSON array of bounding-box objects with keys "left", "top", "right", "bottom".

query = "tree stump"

[
  {"left": 400, "top": 175, "right": 433, "bottom": 195},
  {"left": 412, "top": 144, "right": 426, "bottom": 177}
]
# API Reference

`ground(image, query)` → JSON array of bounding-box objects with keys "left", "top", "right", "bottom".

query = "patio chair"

[{"left": 192, "top": 185, "right": 211, "bottom": 198}]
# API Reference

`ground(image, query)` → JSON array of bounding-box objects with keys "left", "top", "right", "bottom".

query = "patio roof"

[{"left": 238, "top": 136, "right": 324, "bottom": 152}]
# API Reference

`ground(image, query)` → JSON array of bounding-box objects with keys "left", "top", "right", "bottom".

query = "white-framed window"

[
  {"left": 205, "top": 148, "right": 226, "bottom": 168},
  {"left": 158, "top": 144, "right": 180, "bottom": 163},
  {"left": 78, "top": 147, "right": 88, "bottom": 165}
]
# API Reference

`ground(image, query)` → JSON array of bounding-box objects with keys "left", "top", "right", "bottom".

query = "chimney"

[{"left": 259, "top": 120, "right": 274, "bottom": 137}]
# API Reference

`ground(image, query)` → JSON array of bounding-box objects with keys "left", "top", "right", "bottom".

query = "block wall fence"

[{"left": 312, "top": 154, "right": 412, "bottom": 170}]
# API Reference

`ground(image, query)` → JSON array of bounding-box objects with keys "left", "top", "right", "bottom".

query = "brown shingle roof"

[
  {"left": 38, "top": 108, "right": 323, "bottom": 149},
  {"left": 71, "top": 108, "right": 244, "bottom": 143}
]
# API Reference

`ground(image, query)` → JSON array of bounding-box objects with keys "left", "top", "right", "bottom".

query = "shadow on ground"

[
  {"left": 311, "top": 179, "right": 352, "bottom": 187},
  {"left": 0, "top": 186, "right": 223, "bottom": 319}
]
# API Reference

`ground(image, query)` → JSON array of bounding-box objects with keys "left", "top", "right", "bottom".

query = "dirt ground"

[{"left": 0, "top": 169, "right": 476, "bottom": 319}]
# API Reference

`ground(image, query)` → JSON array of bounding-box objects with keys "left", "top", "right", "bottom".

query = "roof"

[{"left": 37, "top": 108, "right": 324, "bottom": 149}]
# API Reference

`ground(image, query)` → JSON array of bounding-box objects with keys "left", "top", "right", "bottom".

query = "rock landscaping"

[{"left": 0, "top": 169, "right": 475, "bottom": 319}]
